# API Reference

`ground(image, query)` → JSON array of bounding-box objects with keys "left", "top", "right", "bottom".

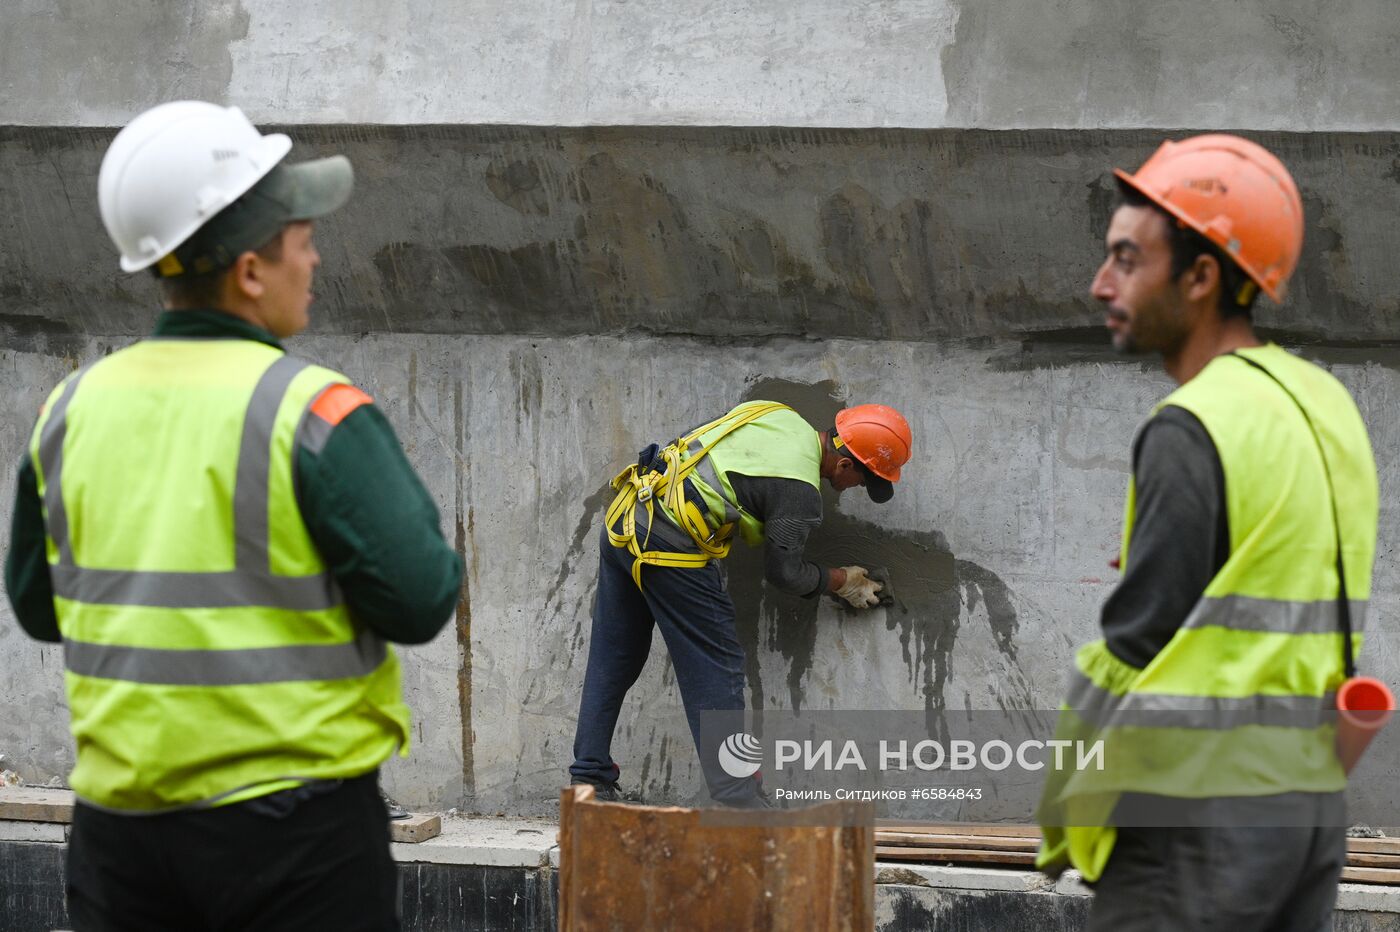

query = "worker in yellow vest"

[
  {"left": 1036, "top": 135, "right": 1379, "bottom": 929},
  {"left": 569, "top": 401, "right": 912, "bottom": 805},
  {"left": 2, "top": 102, "right": 462, "bottom": 931}
]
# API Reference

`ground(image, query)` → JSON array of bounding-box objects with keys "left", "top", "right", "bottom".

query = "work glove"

[{"left": 835, "top": 565, "right": 882, "bottom": 609}]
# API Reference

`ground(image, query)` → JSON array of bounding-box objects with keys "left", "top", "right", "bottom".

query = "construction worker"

[
  {"left": 2, "top": 101, "right": 463, "bottom": 931},
  {"left": 1036, "top": 135, "right": 1379, "bottom": 929},
  {"left": 569, "top": 400, "right": 912, "bottom": 805}
]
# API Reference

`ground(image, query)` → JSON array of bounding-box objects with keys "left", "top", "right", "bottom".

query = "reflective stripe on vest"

[
  {"left": 64, "top": 627, "right": 386, "bottom": 686},
  {"left": 684, "top": 435, "right": 742, "bottom": 526},
  {"left": 1065, "top": 673, "right": 1335, "bottom": 729}
]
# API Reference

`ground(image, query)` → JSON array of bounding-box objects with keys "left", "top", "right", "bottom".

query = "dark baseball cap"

[
  {"left": 154, "top": 156, "right": 354, "bottom": 278},
  {"left": 863, "top": 469, "right": 894, "bottom": 504}
]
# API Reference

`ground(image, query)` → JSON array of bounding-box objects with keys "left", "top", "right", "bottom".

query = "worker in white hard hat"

[{"left": 3, "top": 101, "right": 462, "bottom": 931}]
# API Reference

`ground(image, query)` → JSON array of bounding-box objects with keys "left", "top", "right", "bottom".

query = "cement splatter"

[{"left": 724, "top": 377, "right": 1025, "bottom": 736}]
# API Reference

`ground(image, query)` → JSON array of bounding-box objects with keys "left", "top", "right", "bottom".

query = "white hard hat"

[{"left": 98, "top": 101, "right": 292, "bottom": 272}]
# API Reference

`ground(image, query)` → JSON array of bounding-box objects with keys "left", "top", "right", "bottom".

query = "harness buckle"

[{"left": 637, "top": 485, "right": 654, "bottom": 504}]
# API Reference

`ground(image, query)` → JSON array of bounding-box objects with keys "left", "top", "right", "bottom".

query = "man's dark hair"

[
  {"left": 155, "top": 229, "right": 286, "bottom": 309},
  {"left": 826, "top": 428, "right": 877, "bottom": 480},
  {"left": 1117, "top": 182, "right": 1259, "bottom": 319}
]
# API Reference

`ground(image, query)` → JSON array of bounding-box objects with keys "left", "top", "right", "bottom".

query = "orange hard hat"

[
  {"left": 1114, "top": 134, "right": 1303, "bottom": 303},
  {"left": 834, "top": 404, "right": 911, "bottom": 503}
]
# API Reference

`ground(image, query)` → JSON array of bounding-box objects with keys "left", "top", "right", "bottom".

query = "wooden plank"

[
  {"left": 1346, "top": 837, "right": 1398, "bottom": 851},
  {"left": 1345, "top": 851, "right": 1400, "bottom": 870},
  {"left": 874, "top": 831, "right": 1039, "bottom": 852},
  {"left": 0, "top": 788, "right": 75, "bottom": 823},
  {"left": 875, "top": 821, "right": 1040, "bottom": 839},
  {"left": 389, "top": 813, "right": 441, "bottom": 844},
  {"left": 1341, "top": 866, "right": 1400, "bottom": 885},
  {"left": 874, "top": 845, "right": 1037, "bottom": 866}
]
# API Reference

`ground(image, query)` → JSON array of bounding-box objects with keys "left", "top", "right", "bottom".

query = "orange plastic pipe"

[{"left": 1336, "top": 677, "right": 1395, "bottom": 775}]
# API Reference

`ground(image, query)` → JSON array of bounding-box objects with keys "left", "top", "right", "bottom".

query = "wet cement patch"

[{"left": 726, "top": 378, "right": 1025, "bottom": 735}]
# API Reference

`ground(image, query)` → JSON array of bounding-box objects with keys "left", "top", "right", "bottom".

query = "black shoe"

[
  {"left": 380, "top": 789, "right": 411, "bottom": 820},
  {"left": 571, "top": 779, "right": 643, "bottom": 804}
]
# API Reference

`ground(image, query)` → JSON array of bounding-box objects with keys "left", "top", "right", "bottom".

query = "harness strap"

[{"left": 605, "top": 402, "right": 792, "bottom": 589}]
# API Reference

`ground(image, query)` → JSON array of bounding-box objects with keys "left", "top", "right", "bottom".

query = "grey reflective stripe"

[
  {"left": 1067, "top": 673, "right": 1334, "bottom": 730},
  {"left": 42, "top": 353, "right": 342, "bottom": 612},
  {"left": 298, "top": 414, "right": 333, "bottom": 456},
  {"left": 234, "top": 356, "right": 311, "bottom": 571},
  {"left": 50, "top": 564, "right": 337, "bottom": 611},
  {"left": 63, "top": 628, "right": 386, "bottom": 686},
  {"left": 1184, "top": 594, "right": 1368, "bottom": 635},
  {"left": 684, "top": 438, "right": 741, "bottom": 525},
  {"left": 37, "top": 365, "right": 97, "bottom": 566},
  {"left": 294, "top": 384, "right": 340, "bottom": 456}
]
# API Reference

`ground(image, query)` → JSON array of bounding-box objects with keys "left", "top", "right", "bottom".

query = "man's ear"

[
  {"left": 227, "top": 250, "right": 265, "bottom": 302},
  {"left": 1184, "top": 253, "right": 1221, "bottom": 305}
]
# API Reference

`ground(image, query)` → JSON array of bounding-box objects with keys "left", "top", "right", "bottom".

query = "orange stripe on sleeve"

[{"left": 310, "top": 383, "right": 374, "bottom": 425}]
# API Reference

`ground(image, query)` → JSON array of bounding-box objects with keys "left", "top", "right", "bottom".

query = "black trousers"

[
  {"left": 1088, "top": 793, "right": 1347, "bottom": 931},
  {"left": 66, "top": 771, "right": 399, "bottom": 932}
]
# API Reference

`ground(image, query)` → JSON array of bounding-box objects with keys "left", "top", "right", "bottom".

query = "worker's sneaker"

[{"left": 570, "top": 778, "right": 643, "bottom": 804}]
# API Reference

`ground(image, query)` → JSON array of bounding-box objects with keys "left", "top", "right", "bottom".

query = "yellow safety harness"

[{"left": 605, "top": 402, "right": 791, "bottom": 588}]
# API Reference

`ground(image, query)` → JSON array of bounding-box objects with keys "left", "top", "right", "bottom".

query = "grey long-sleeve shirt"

[
  {"left": 1100, "top": 405, "right": 1229, "bottom": 668},
  {"left": 729, "top": 473, "right": 826, "bottom": 598}
]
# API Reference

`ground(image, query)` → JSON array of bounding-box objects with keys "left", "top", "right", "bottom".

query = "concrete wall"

[
  {"left": 5, "top": 1, "right": 1400, "bottom": 129},
  {"left": 3, "top": 3, "right": 1400, "bottom": 819}
]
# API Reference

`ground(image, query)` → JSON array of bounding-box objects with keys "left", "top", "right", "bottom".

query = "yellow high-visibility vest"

[
  {"left": 30, "top": 338, "right": 410, "bottom": 812},
  {"left": 1038, "top": 344, "right": 1379, "bottom": 880}
]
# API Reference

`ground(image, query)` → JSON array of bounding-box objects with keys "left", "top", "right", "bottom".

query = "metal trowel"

[{"left": 866, "top": 566, "right": 896, "bottom": 608}]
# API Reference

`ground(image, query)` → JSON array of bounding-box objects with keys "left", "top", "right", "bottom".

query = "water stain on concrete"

[
  {"left": 724, "top": 377, "right": 1024, "bottom": 734},
  {"left": 982, "top": 328, "right": 1137, "bottom": 373},
  {"left": 485, "top": 158, "right": 552, "bottom": 216},
  {"left": 818, "top": 183, "right": 939, "bottom": 325},
  {"left": 0, "top": 313, "right": 86, "bottom": 357},
  {"left": 452, "top": 379, "right": 475, "bottom": 799},
  {"left": 549, "top": 482, "right": 616, "bottom": 652}
]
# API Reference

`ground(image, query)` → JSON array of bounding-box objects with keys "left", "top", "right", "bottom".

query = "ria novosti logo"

[{"left": 718, "top": 733, "right": 763, "bottom": 778}]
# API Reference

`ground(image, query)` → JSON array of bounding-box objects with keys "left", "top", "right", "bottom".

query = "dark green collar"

[{"left": 152, "top": 309, "right": 283, "bottom": 350}]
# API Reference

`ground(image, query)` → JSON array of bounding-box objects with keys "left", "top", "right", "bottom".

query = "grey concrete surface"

[
  {"left": 4, "top": 326, "right": 1400, "bottom": 818},
  {"left": 5, "top": 127, "right": 1400, "bottom": 348},
  {"left": 3, "top": 1, "right": 1400, "bottom": 827},
  {"left": 6, "top": 2, "right": 1400, "bottom": 130}
]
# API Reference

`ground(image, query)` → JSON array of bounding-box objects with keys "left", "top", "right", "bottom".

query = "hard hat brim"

[{"left": 276, "top": 155, "right": 355, "bottom": 222}]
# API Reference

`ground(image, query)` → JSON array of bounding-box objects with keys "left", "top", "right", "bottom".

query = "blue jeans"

[{"left": 570, "top": 515, "right": 762, "bottom": 805}]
